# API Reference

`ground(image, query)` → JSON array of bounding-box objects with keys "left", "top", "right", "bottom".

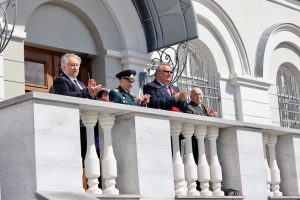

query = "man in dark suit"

[
  {"left": 186, "top": 87, "right": 218, "bottom": 117},
  {"left": 143, "top": 63, "right": 188, "bottom": 112},
  {"left": 109, "top": 69, "right": 149, "bottom": 106},
  {"left": 53, "top": 53, "right": 102, "bottom": 98},
  {"left": 53, "top": 53, "right": 103, "bottom": 164}
]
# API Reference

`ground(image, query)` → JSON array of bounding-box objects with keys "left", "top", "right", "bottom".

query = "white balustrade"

[
  {"left": 98, "top": 113, "right": 119, "bottom": 195},
  {"left": 207, "top": 127, "right": 224, "bottom": 196},
  {"left": 182, "top": 123, "right": 200, "bottom": 196},
  {"left": 81, "top": 111, "right": 102, "bottom": 195},
  {"left": 267, "top": 135, "right": 282, "bottom": 196},
  {"left": 262, "top": 134, "right": 273, "bottom": 196},
  {"left": 194, "top": 125, "right": 212, "bottom": 196},
  {"left": 170, "top": 121, "right": 188, "bottom": 196}
]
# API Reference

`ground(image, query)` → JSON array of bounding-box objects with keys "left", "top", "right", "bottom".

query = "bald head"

[{"left": 190, "top": 87, "right": 204, "bottom": 105}]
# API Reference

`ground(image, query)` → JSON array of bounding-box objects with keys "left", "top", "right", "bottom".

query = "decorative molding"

[
  {"left": 193, "top": 0, "right": 251, "bottom": 76},
  {"left": 267, "top": 0, "right": 300, "bottom": 11},
  {"left": 105, "top": 49, "right": 151, "bottom": 67},
  {"left": 229, "top": 73, "right": 273, "bottom": 90},
  {"left": 255, "top": 23, "right": 300, "bottom": 78}
]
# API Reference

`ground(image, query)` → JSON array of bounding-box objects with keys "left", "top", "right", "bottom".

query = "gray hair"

[
  {"left": 61, "top": 53, "right": 81, "bottom": 69},
  {"left": 155, "top": 63, "right": 173, "bottom": 77}
]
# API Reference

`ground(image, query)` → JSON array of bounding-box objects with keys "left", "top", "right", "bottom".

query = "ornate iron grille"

[
  {"left": 147, "top": 43, "right": 222, "bottom": 117},
  {"left": 0, "top": 0, "right": 16, "bottom": 53},
  {"left": 276, "top": 68, "right": 300, "bottom": 129},
  {"left": 177, "top": 48, "right": 222, "bottom": 117}
]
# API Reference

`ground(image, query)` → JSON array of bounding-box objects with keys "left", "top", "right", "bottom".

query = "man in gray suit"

[{"left": 186, "top": 87, "right": 218, "bottom": 117}]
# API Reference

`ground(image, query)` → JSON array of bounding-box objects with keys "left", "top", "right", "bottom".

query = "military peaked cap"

[{"left": 116, "top": 69, "right": 136, "bottom": 80}]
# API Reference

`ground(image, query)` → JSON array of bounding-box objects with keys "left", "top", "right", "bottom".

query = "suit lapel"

[{"left": 153, "top": 79, "right": 172, "bottom": 97}]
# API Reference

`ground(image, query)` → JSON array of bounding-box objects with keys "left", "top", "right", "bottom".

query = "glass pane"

[
  {"left": 177, "top": 48, "right": 222, "bottom": 117},
  {"left": 25, "top": 61, "right": 45, "bottom": 86},
  {"left": 276, "top": 67, "right": 300, "bottom": 129}
]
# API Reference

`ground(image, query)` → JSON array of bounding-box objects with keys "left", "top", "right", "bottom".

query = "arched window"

[
  {"left": 177, "top": 47, "right": 222, "bottom": 117},
  {"left": 276, "top": 67, "right": 300, "bottom": 129}
]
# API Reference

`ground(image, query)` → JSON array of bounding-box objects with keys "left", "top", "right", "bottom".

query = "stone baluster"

[
  {"left": 207, "top": 127, "right": 224, "bottom": 196},
  {"left": 262, "top": 133, "right": 273, "bottom": 196},
  {"left": 194, "top": 125, "right": 212, "bottom": 196},
  {"left": 182, "top": 124, "right": 200, "bottom": 196},
  {"left": 98, "top": 113, "right": 119, "bottom": 195},
  {"left": 170, "top": 121, "right": 188, "bottom": 196},
  {"left": 81, "top": 111, "right": 102, "bottom": 195},
  {"left": 267, "top": 135, "right": 282, "bottom": 196}
]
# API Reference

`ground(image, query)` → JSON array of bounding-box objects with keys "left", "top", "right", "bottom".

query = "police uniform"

[{"left": 109, "top": 69, "right": 139, "bottom": 106}]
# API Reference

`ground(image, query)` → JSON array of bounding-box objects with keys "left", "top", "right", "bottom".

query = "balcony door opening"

[{"left": 24, "top": 46, "right": 92, "bottom": 93}]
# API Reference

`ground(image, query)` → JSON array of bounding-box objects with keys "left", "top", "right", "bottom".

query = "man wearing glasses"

[
  {"left": 143, "top": 63, "right": 188, "bottom": 112},
  {"left": 109, "top": 69, "right": 150, "bottom": 106}
]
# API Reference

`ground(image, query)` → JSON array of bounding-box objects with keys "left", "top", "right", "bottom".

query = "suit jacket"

[
  {"left": 53, "top": 73, "right": 91, "bottom": 98},
  {"left": 143, "top": 79, "right": 188, "bottom": 112},
  {"left": 109, "top": 86, "right": 139, "bottom": 106},
  {"left": 186, "top": 101, "right": 209, "bottom": 116}
]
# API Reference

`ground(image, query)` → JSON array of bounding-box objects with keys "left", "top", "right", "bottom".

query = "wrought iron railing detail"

[
  {"left": 147, "top": 44, "right": 222, "bottom": 117},
  {"left": 177, "top": 48, "right": 222, "bottom": 117},
  {"left": 0, "top": 0, "right": 17, "bottom": 53},
  {"left": 150, "top": 41, "right": 189, "bottom": 84}
]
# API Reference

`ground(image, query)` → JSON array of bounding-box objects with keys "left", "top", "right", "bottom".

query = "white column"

[
  {"left": 267, "top": 135, "right": 283, "bottom": 196},
  {"left": 207, "top": 127, "right": 224, "bottom": 196},
  {"left": 182, "top": 124, "right": 200, "bottom": 196},
  {"left": 81, "top": 111, "right": 102, "bottom": 195},
  {"left": 194, "top": 125, "right": 212, "bottom": 196},
  {"left": 262, "top": 133, "right": 273, "bottom": 196},
  {"left": 170, "top": 121, "right": 187, "bottom": 196},
  {"left": 98, "top": 113, "right": 119, "bottom": 195}
]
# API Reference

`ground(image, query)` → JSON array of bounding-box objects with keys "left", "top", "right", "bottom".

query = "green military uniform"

[{"left": 109, "top": 86, "right": 139, "bottom": 106}]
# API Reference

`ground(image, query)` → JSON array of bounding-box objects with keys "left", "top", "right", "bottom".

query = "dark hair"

[{"left": 96, "top": 89, "right": 109, "bottom": 99}]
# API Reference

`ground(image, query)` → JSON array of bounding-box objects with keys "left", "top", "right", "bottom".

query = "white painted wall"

[
  {"left": 0, "top": 54, "right": 4, "bottom": 101},
  {"left": 0, "top": 0, "right": 299, "bottom": 126},
  {"left": 213, "top": 0, "right": 300, "bottom": 76}
]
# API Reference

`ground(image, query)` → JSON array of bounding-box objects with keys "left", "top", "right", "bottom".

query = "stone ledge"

[
  {"left": 36, "top": 192, "right": 141, "bottom": 200},
  {"left": 269, "top": 196, "right": 300, "bottom": 200},
  {"left": 97, "top": 194, "right": 141, "bottom": 200},
  {"left": 176, "top": 196, "right": 244, "bottom": 200}
]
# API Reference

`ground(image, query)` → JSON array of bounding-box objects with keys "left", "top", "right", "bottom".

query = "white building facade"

[{"left": 0, "top": 0, "right": 299, "bottom": 200}]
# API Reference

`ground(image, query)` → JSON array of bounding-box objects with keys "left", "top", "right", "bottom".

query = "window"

[
  {"left": 177, "top": 48, "right": 222, "bottom": 116},
  {"left": 276, "top": 67, "right": 300, "bottom": 129}
]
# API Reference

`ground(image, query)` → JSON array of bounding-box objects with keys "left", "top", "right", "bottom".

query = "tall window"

[
  {"left": 177, "top": 48, "right": 222, "bottom": 117},
  {"left": 276, "top": 67, "right": 300, "bottom": 129}
]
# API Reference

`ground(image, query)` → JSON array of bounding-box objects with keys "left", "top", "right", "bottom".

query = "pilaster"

[
  {"left": 229, "top": 74, "right": 272, "bottom": 125},
  {"left": 218, "top": 127, "right": 268, "bottom": 200},
  {"left": 112, "top": 113, "right": 174, "bottom": 199}
]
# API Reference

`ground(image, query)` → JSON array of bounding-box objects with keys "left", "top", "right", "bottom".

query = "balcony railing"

[{"left": 0, "top": 92, "right": 300, "bottom": 200}]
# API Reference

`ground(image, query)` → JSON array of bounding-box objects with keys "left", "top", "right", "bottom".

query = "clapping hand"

[
  {"left": 88, "top": 79, "right": 102, "bottom": 97},
  {"left": 138, "top": 94, "right": 150, "bottom": 106},
  {"left": 208, "top": 109, "right": 218, "bottom": 117},
  {"left": 174, "top": 90, "right": 187, "bottom": 102}
]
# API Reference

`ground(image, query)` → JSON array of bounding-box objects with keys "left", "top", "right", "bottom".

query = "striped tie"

[
  {"left": 73, "top": 80, "right": 83, "bottom": 90},
  {"left": 165, "top": 86, "right": 171, "bottom": 95}
]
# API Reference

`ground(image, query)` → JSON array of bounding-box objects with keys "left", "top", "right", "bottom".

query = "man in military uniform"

[{"left": 109, "top": 69, "right": 150, "bottom": 106}]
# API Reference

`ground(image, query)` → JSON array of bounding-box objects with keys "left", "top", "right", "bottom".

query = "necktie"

[
  {"left": 73, "top": 80, "right": 83, "bottom": 90},
  {"left": 165, "top": 86, "right": 171, "bottom": 95}
]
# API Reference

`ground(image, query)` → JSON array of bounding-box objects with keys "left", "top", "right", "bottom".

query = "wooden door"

[{"left": 24, "top": 46, "right": 92, "bottom": 93}]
